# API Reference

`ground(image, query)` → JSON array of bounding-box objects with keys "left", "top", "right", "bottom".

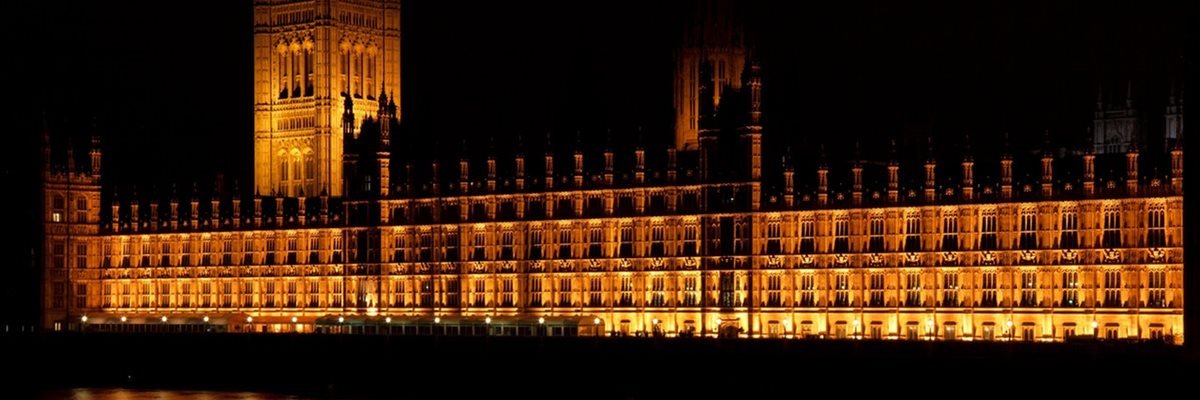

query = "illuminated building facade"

[
  {"left": 40, "top": 1, "right": 1185, "bottom": 344},
  {"left": 254, "top": 0, "right": 401, "bottom": 197}
]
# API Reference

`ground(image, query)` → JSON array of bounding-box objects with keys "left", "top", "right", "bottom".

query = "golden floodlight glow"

[
  {"left": 247, "top": 316, "right": 253, "bottom": 323},
  {"left": 292, "top": 317, "right": 298, "bottom": 323}
]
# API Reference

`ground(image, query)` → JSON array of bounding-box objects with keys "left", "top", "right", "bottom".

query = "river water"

[{"left": 38, "top": 388, "right": 311, "bottom": 400}]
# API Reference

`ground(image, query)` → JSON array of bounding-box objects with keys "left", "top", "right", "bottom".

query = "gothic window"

[
  {"left": 833, "top": 215, "right": 849, "bottom": 253},
  {"left": 869, "top": 272, "right": 885, "bottom": 307},
  {"left": 1147, "top": 205, "right": 1165, "bottom": 247},
  {"left": 1060, "top": 207, "right": 1078, "bottom": 248},
  {"left": 1147, "top": 270, "right": 1167, "bottom": 308},
  {"left": 767, "top": 220, "right": 781, "bottom": 255},
  {"left": 904, "top": 211, "right": 921, "bottom": 252},
  {"left": 1061, "top": 271, "right": 1078, "bottom": 307},
  {"left": 1103, "top": 270, "right": 1122, "bottom": 307},
  {"left": 941, "top": 272, "right": 959, "bottom": 306},
  {"left": 1103, "top": 205, "right": 1122, "bottom": 248},
  {"left": 1020, "top": 271, "right": 1038, "bottom": 307},
  {"left": 868, "top": 214, "right": 884, "bottom": 252},
  {"left": 619, "top": 224, "right": 634, "bottom": 257},
  {"left": 904, "top": 272, "right": 921, "bottom": 306},
  {"left": 941, "top": 211, "right": 958, "bottom": 251},
  {"left": 800, "top": 217, "right": 815, "bottom": 253},
  {"left": 1019, "top": 207, "right": 1037, "bottom": 250},
  {"left": 980, "top": 209, "right": 998, "bottom": 250}
]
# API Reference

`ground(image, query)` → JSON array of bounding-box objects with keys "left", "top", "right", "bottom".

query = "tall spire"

[{"left": 90, "top": 130, "right": 102, "bottom": 176}]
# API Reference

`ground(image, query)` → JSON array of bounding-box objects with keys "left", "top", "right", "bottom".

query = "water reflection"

[{"left": 41, "top": 388, "right": 308, "bottom": 400}]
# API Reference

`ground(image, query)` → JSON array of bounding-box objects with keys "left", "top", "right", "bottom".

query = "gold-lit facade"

[
  {"left": 254, "top": 0, "right": 401, "bottom": 197},
  {"left": 40, "top": 0, "right": 1185, "bottom": 344}
]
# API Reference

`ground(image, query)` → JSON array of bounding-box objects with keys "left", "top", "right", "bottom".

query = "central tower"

[
  {"left": 673, "top": 0, "right": 745, "bottom": 152},
  {"left": 254, "top": 0, "right": 401, "bottom": 197}
]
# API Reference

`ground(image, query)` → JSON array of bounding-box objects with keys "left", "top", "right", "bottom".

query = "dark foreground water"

[
  {"left": 7, "top": 333, "right": 1197, "bottom": 397},
  {"left": 39, "top": 389, "right": 307, "bottom": 400}
]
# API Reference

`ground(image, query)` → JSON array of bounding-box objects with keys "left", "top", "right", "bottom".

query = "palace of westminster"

[{"left": 41, "top": 0, "right": 1185, "bottom": 343}]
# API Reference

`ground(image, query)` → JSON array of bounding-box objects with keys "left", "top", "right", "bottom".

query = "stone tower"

[
  {"left": 673, "top": 0, "right": 745, "bottom": 152},
  {"left": 1092, "top": 82, "right": 1142, "bottom": 155},
  {"left": 41, "top": 126, "right": 102, "bottom": 330},
  {"left": 254, "top": 0, "right": 401, "bottom": 197}
]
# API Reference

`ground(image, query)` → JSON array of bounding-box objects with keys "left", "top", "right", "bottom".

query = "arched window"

[
  {"left": 75, "top": 197, "right": 88, "bottom": 223},
  {"left": 51, "top": 194, "right": 65, "bottom": 222},
  {"left": 304, "top": 152, "right": 315, "bottom": 180}
]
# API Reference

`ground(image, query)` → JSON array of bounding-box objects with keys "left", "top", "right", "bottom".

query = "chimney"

[
  {"left": 924, "top": 158, "right": 936, "bottom": 202},
  {"left": 275, "top": 195, "right": 284, "bottom": 226},
  {"left": 487, "top": 154, "right": 497, "bottom": 193},
  {"left": 130, "top": 192, "right": 140, "bottom": 232},
  {"left": 666, "top": 147, "right": 677, "bottom": 183},
  {"left": 460, "top": 154, "right": 470, "bottom": 195},
  {"left": 635, "top": 146, "right": 646, "bottom": 185},
  {"left": 189, "top": 185, "right": 199, "bottom": 228},
  {"left": 298, "top": 193, "right": 307, "bottom": 226},
  {"left": 784, "top": 161, "right": 795, "bottom": 207},
  {"left": 603, "top": 146, "right": 614, "bottom": 186},
  {"left": 573, "top": 146, "right": 584, "bottom": 188},
  {"left": 817, "top": 163, "right": 829, "bottom": 206},
  {"left": 515, "top": 149, "right": 526, "bottom": 191},
  {"left": 1082, "top": 149, "right": 1095, "bottom": 196},
  {"left": 1126, "top": 145, "right": 1139, "bottom": 195},
  {"left": 887, "top": 140, "right": 899, "bottom": 203},
  {"left": 169, "top": 187, "right": 179, "bottom": 230},
  {"left": 320, "top": 191, "right": 330, "bottom": 225},
  {"left": 1000, "top": 154, "right": 1013, "bottom": 199},
  {"left": 253, "top": 196, "right": 263, "bottom": 227},
  {"left": 1041, "top": 150, "right": 1054, "bottom": 198},
  {"left": 1171, "top": 141, "right": 1183, "bottom": 193},
  {"left": 110, "top": 194, "right": 120, "bottom": 231}
]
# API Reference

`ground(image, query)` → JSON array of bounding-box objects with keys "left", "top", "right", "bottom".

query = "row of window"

[
  {"left": 93, "top": 268, "right": 1172, "bottom": 310},
  {"left": 763, "top": 205, "right": 1169, "bottom": 253}
]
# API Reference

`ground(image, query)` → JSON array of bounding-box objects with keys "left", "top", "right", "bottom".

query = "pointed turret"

[
  {"left": 851, "top": 141, "right": 863, "bottom": 205},
  {"left": 783, "top": 152, "right": 795, "bottom": 207},
  {"left": 130, "top": 186, "right": 140, "bottom": 232},
  {"left": 487, "top": 137, "right": 497, "bottom": 192},
  {"left": 1000, "top": 133, "right": 1013, "bottom": 199},
  {"left": 887, "top": 139, "right": 899, "bottom": 203},
  {"left": 1041, "top": 130, "right": 1054, "bottom": 197},
  {"left": 189, "top": 182, "right": 199, "bottom": 228},
  {"left": 924, "top": 137, "right": 936, "bottom": 202},
  {"left": 1171, "top": 128, "right": 1183, "bottom": 193},
  {"left": 961, "top": 134, "right": 974, "bottom": 201},
  {"left": 459, "top": 140, "right": 470, "bottom": 195},
  {"left": 110, "top": 190, "right": 120, "bottom": 230},
  {"left": 1082, "top": 132, "right": 1096, "bottom": 196},
  {"left": 573, "top": 131, "right": 584, "bottom": 188},
  {"left": 515, "top": 135, "right": 526, "bottom": 191},
  {"left": 544, "top": 131, "right": 554, "bottom": 190},
  {"left": 603, "top": 132, "right": 614, "bottom": 186},
  {"left": 89, "top": 132, "right": 102, "bottom": 176},
  {"left": 1126, "top": 136, "right": 1139, "bottom": 194},
  {"left": 817, "top": 144, "right": 829, "bottom": 206}
]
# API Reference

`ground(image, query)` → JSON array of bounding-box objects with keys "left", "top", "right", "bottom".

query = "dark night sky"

[
  {"left": 5, "top": 0, "right": 1187, "bottom": 186},
  {"left": 0, "top": 1, "right": 1188, "bottom": 322}
]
